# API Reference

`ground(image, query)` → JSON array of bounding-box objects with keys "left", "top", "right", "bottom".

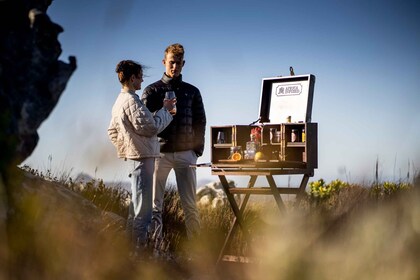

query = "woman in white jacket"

[{"left": 108, "top": 60, "right": 175, "bottom": 254}]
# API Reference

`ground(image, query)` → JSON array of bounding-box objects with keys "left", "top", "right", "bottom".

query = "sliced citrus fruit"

[{"left": 232, "top": 152, "right": 242, "bottom": 161}]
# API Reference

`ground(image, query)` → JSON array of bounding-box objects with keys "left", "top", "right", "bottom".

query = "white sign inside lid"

[
  {"left": 258, "top": 74, "right": 315, "bottom": 123},
  {"left": 269, "top": 79, "right": 310, "bottom": 122}
]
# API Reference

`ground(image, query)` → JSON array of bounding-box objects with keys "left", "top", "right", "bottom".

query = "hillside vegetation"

[{"left": 2, "top": 166, "right": 419, "bottom": 279}]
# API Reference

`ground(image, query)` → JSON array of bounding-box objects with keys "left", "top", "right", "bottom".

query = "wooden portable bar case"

[{"left": 210, "top": 74, "right": 317, "bottom": 172}]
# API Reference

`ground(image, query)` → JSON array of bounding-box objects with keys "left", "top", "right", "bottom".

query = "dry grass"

[
  {"left": 241, "top": 184, "right": 420, "bottom": 280},
  {"left": 2, "top": 167, "right": 420, "bottom": 279}
]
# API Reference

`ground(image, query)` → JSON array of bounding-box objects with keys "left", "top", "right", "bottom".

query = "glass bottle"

[{"left": 245, "top": 134, "right": 258, "bottom": 159}]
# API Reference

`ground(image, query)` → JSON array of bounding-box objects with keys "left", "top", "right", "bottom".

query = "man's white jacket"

[{"left": 108, "top": 90, "right": 172, "bottom": 160}]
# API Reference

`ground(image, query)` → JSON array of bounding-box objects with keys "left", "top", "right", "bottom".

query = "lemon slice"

[{"left": 232, "top": 152, "right": 242, "bottom": 161}]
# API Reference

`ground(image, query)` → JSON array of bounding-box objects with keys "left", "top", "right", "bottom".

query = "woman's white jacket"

[{"left": 108, "top": 90, "right": 172, "bottom": 160}]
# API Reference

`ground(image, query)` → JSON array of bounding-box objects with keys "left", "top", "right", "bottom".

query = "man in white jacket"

[{"left": 108, "top": 60, "right": 176, "bottom": 254}]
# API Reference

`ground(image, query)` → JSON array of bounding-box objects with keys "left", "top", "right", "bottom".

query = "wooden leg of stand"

[
  {"left": 296, "top": 174, "right": 310, "bottom": 202},
  {"left": 218, "top": 175, "right": 244, "bottom": 228},
  {"left": 266, "top": 175, "right": 286, "bottom": 213},
  {"left": 216, "top": 193, "right": 250, "bottom": 266},
  {"left": 216, "top": 175, "right": 243, "bottom": 266},
  {"left": 216, "top": 175, "right": 257, "bottom": 266}
]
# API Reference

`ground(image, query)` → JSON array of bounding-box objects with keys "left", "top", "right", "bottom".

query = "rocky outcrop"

[
  {"left": 0, "top": 1, "right": 78, "bottom": 278},
  {"left": 196, "top": 180, "right": 241, "bottom": 208},
  {"left": 0, "top": 0, "right": 76, "bottom": 172}
]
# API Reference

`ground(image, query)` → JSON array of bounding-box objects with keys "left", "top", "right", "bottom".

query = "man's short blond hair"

[{"left": 164, "top": 43, "right": 184, "bottom": 59}]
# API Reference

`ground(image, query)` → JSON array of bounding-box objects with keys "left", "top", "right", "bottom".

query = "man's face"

[{"left": 163, "top": 52, "right": 184, "bottom": 78}]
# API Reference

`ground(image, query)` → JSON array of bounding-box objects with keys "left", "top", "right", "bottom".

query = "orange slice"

[{"left": 232, "top": 152, "right": 242, "bottom": 161}]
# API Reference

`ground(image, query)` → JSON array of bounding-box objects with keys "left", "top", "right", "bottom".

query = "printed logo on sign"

[{"left": 275, "top": 83, "right": 302, "bottom": 96}]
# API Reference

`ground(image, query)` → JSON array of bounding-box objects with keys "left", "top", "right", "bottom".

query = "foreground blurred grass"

[{"left": 2, "top": 166, "right": 420, "bottom": 279}]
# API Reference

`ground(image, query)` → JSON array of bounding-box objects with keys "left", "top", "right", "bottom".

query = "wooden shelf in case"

[
  {"left": 213, "top": 143, "right": 232, "bottom": 148},
  {"left": 270, "top": 142, "right": 281, "bottom": 146},
  {"left": 212, "top": 160, "right": 307, "bottom": 169},
  {"left": 286, "top": 142, "right": 305, "bottom": 147},
  {"left": 218, "top": 159, "right": 240, "bottom": 163}
]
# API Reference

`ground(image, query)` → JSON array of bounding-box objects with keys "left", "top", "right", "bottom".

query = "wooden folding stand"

[
  {"left": 208, "top": 74, "right": 318, "bottom": 266},
  {"left": 210, "top": 134, "right": 317, "bottom": 266}
]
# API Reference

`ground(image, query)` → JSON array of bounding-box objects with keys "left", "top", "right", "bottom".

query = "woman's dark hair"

[{"left": 115, "top": 60, "right": 143, "bottom": 84}]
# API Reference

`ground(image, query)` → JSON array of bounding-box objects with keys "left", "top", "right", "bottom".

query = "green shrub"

[
  {"left": 308, "top": 179, "right": 349, "bottom": 199},
  {"left": 371, "top": 181, "right": 412, "bottom": 198}
]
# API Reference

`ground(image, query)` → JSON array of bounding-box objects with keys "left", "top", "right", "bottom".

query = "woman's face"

[{"left": 132, "top": 71, "right": 143, "bottom": 90}]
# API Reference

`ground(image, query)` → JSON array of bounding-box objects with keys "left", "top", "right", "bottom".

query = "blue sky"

[{"left": 24, "top": 0, "right": 420, "bottom": 187}]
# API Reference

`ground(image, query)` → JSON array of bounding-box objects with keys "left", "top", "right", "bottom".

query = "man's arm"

[{"left": 192, "top": 90, "right": 206, "bottom": 157}]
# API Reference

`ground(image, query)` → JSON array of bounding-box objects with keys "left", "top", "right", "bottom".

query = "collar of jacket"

[
  {"left": 161, "top": 73, "right": 183, "bottom": 86},
  {"left": 120, "top": 89, "right": 138, "bottom": 96}
]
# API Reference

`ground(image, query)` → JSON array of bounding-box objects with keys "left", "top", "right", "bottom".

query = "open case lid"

[{"left": 258, "top": 74, "right": 315, "bottom": 123}]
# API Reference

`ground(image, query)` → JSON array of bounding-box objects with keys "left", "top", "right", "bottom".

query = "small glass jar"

[
  {"left": 274, "top": 131, "right": 281, "bottom": 143},
  {"left": 244, "top": 149, "right": 256, "bottom": 160},
  {"left": 291, "top": 129, "right": 298, "bottom": 142}
]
